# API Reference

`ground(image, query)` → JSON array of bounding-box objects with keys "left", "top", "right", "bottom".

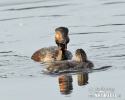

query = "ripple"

[
  {"left": 39, "top": 15, "right": 67, "bottom": 18},
  {"left": 91, "top": 44, "right": 125, "bottom": 50},
  {"left": 92, "top": 46, "right": 109, "bottom": 49},
  {"left": 42, "top": 65, "right": 112, "bottom": 75},
  {"left": 69, "top": 25, "right": 88, "bottom": 27},
  {"left": 0, "top": 41, "right": 5, "bottom": 44},
  {"left": 0, "top": 0, "right": 48, "bottom": 7},
  {"left": 3, "top": 4, "right": 70, "bottom": 11},
  {"left": 108, "top": 54, "right": 125, "bottom": 58},
  {"left": 0, "top": 15, "right": 66, "bottom": 22},
  {"left": 8, "top": 40, "right": 21, "bottom": 43},
  {"left": 1, "top": 54, "right": 29, "bottom": 58},
  {"left": 94, "top": 23, "right": 125, "bottom": 27},
  {"left": 0, "top": 16, "right": 34, "bottom": 22},
  {"left": 91, "top": 45, "right": 105, "bottom": 48},
  {"left": 111, "top": 44, "right": 125, "bottom": 47},
  {"left": 6, "top": 35, "right": 14, "bottom": 37},
  {"left": 103, "top": 1, "right": 125, "bottom": 5},
  {"left": 0, "top": 51, "right": 13, "bottom": 53},
  {"left": 93, "top": 66, "right": 112, "bottom": 72},
  {"left": 113, "top": 14, "right": 125, "bottom": 17},
  {"left": 69, "top": 43, "right": 85, "bottom": 46},
  {"left": 42, "top": 69, "right": 91, "bottom": 75},
  {"left": 0, "top": 75, "right": 7, "bottom": 78},
  {"left": 70, "top": 32, "right": 109, "bottom": 35}
]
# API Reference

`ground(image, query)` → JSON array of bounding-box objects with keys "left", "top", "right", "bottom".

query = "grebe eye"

[
  {"left": 57, "top": 35, "right": 61, "bottom": 39},
  {"left": 56, "top": 34, "right": 61, "bottom": 40}
]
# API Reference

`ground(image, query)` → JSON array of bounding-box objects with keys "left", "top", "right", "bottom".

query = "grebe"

[
  {"left": 43, "top": 49, "right": 94, "bottom": 72},
  {"left": 31, "top": 27, "right": 72, "bottom": 62}
]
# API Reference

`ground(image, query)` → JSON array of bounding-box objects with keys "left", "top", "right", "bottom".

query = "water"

[{"left": 0, "top": 0, "right": 125, "bottom": 100}]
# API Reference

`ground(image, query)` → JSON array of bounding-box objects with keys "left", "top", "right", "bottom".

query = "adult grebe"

[
  {"left": 42, "top": 49, "right": 94, "bottom": 72},
  {"left": 31, "top": 27, "right": 72, "bottom": 62}
]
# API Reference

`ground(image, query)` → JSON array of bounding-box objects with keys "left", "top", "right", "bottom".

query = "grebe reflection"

[
  {"left": 59, "top": 75, "right": 73, "bottom": 95},
  {"left": 58, "top": 73, "right": 89, "bottom": 95},
  {"left": 77, "top": 73, "right": 88, "bottom": 86}
]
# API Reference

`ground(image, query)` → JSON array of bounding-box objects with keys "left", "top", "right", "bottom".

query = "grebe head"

[
  {"left": 55, "top": 27, "right": 69, "bottom": 50},
  {"left": 75, "top": 49, "right": 87, "bottom": 62}
]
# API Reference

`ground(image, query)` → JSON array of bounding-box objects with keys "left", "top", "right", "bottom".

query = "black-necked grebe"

[
  {"left": 43, "top": 49, "right": 94, "bottom": 72},
  {"left": 31, "top": 27, "right": 72, "bottom": 62}
]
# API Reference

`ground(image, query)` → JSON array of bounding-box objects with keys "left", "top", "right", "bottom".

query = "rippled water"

[{"left": 0, "top": 0, "right": 125, "bottom": 100}]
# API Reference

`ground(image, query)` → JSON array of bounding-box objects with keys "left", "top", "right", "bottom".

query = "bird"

[
  {"left": 42, "top": 49, "right": 94, "bottom": 73},
  {"left": 31, "top": 27, "right": 72, "bottom": 62}
]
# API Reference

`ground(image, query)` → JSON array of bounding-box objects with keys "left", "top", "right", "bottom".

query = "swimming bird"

[
  {"left": 42, "top": 49, "right": 94, "bottom": 73},
  {"left": 31, "top": 27, "right": 72, "bottom": 62}
]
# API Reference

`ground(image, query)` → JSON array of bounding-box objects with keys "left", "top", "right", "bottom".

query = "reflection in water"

[
  {"left": 58, "top": 75, "right": 73, "bottom": 95},
  {"left": 77, "top": 73, "right": 88, "bottom": 86},
  {"left": 58, "top": 73, "right": 89, "bottom": 95}
]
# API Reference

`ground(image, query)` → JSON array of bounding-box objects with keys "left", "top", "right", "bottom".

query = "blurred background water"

[{"left": 0, "top": 0, "right": 125, "bottom": 100}]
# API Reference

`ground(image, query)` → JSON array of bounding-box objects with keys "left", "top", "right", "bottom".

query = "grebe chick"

[{"left": 43, "top": 49, "right": 94, "bottom": 73}]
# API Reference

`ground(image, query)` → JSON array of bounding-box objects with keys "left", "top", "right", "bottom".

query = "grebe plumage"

[
  {"left": 31, "top": 27, "right": 72, "bottom": 62},
  {"left": 43, "top": 49, "right": 94, "bottom": 72}
]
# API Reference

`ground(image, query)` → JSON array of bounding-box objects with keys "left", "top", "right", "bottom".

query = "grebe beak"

[
  {"left": 64, "top": 44, "right": 67, "bottom": 50},
  {"left": 58, "top": 43, "right": 67, "bottom": 50}
]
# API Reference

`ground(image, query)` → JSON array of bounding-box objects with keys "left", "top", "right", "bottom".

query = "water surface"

[{"left": 0, "top": 0, "right": 125, "bottom": 100}]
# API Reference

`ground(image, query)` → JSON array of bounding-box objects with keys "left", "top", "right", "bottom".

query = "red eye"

[{"left": 56, "top": 35, "right": 61, "bottom": 40}]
